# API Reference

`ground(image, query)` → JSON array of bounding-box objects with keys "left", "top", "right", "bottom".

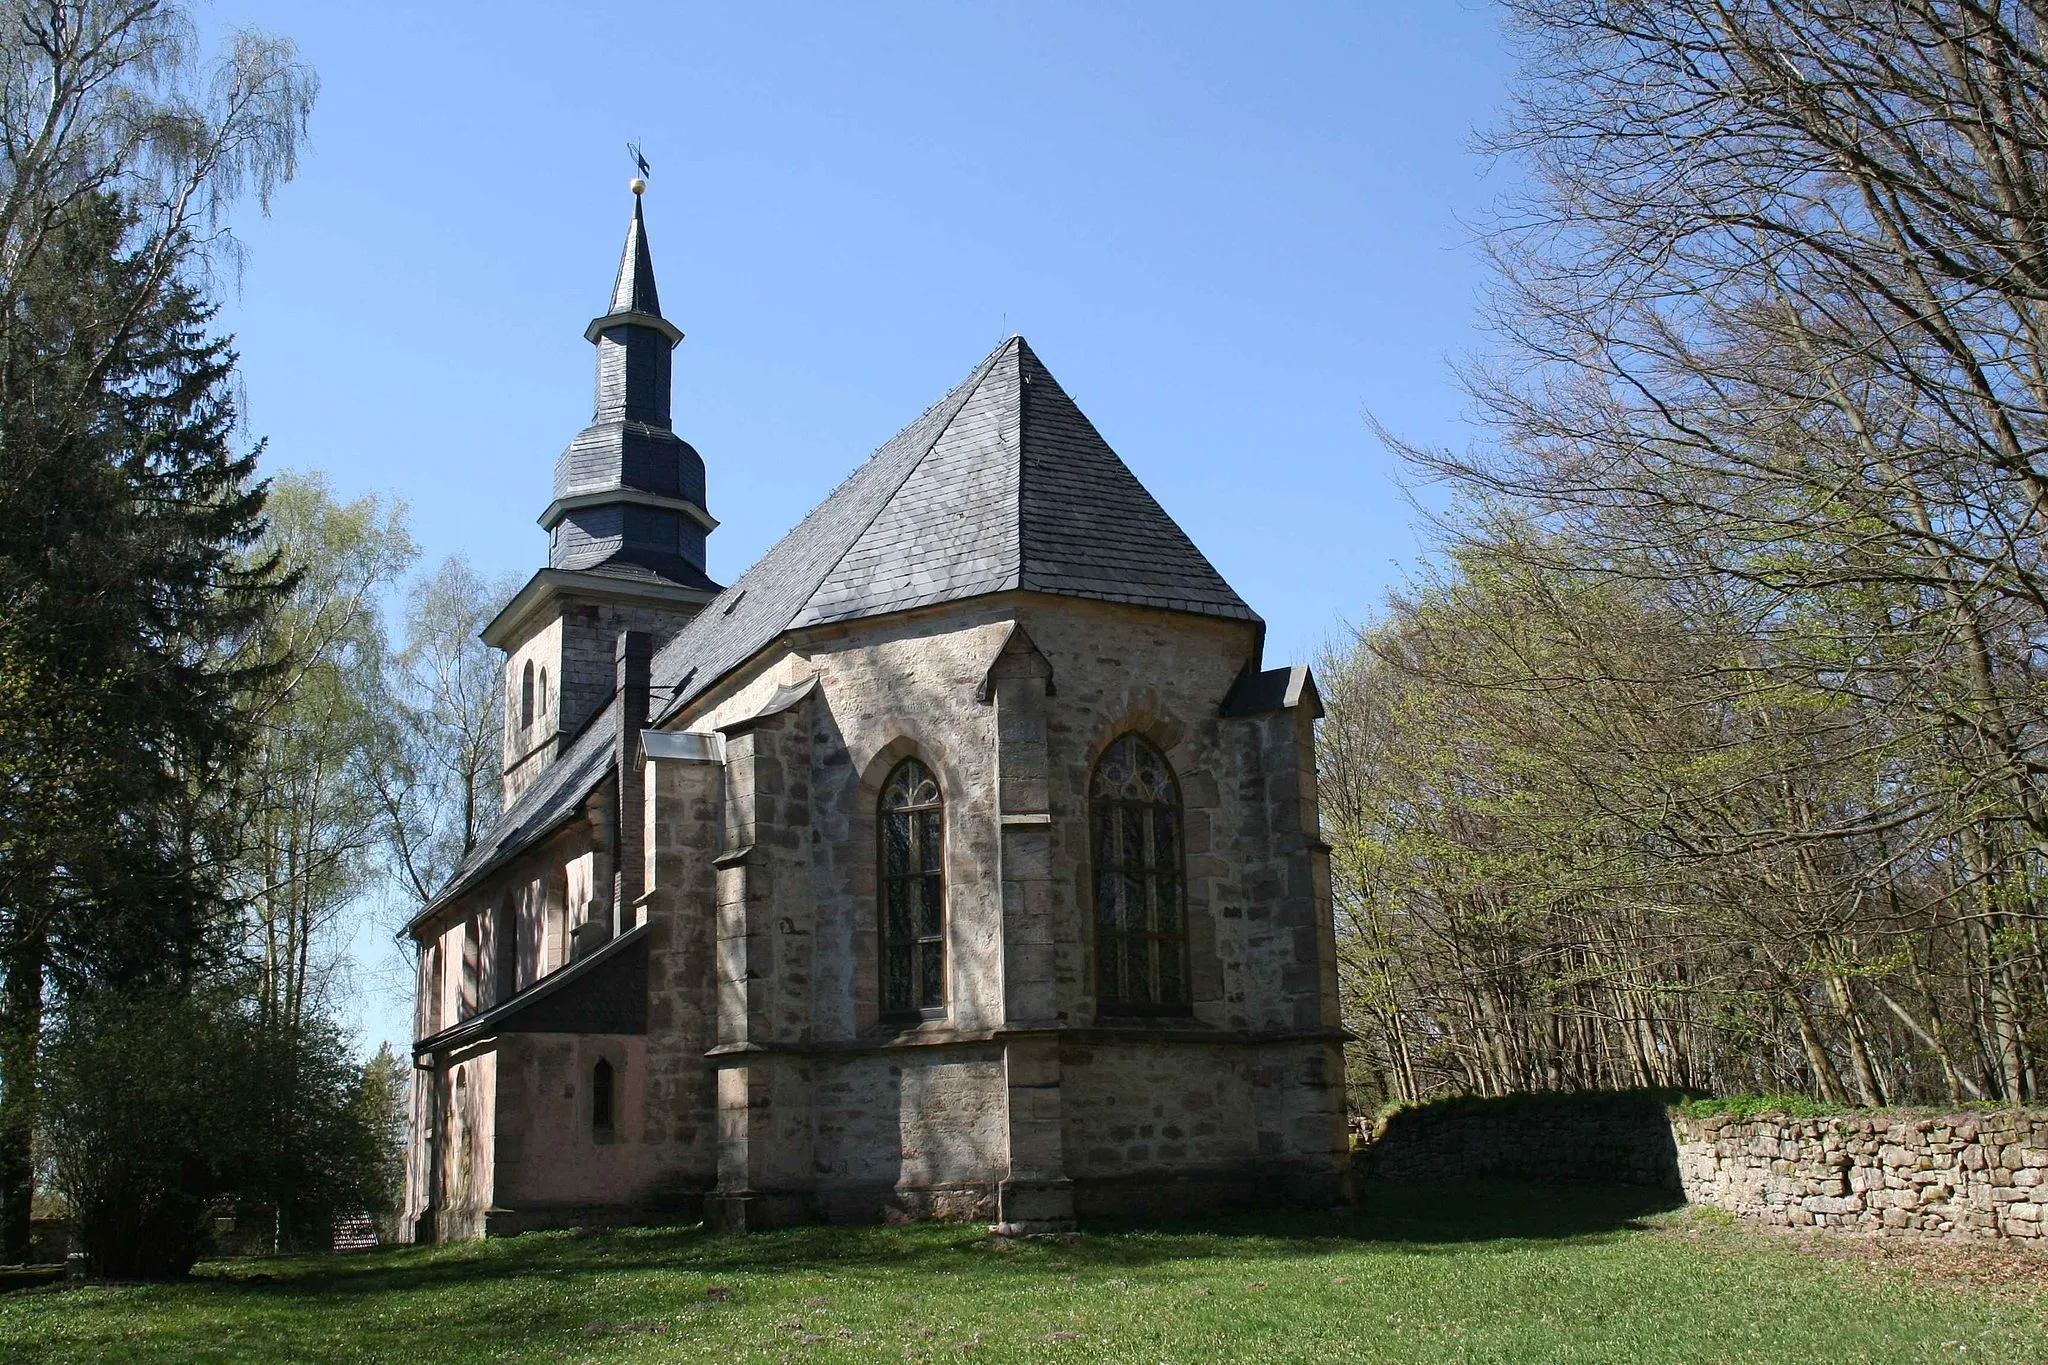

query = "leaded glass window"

[
  {"left": 1091, "top": 734, "right": 1188, "bottom": 1011},
  {"left": 879, "top": 758, "right": 945, "bottom": 1019}
]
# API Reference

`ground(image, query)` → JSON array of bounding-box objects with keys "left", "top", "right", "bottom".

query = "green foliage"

[
  {"left": 40, "top": 983, "right": 394, "bottom": 1279},
  {"left": 1674, "top": 1094, "right": 2046, "bottom": 1121},
  {"left": 0, "top": 188, "right": 280, "bottom": 988},
  {"left": 0, "top": 1189, "right": 2039, "bottom": 1362},
  {"left": 1675, "top": 1094, "right": 1856, "bottom": 1121},
  {"left": 354, "top": 1044, "right": 409, "bottom": 1242},
  {"left": 232, "top": 472, "right": 414, "bottom": 1035}
]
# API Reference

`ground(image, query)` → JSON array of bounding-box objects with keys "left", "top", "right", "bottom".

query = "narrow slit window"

[
  {"left": 878, "top": 758, "right": 945, "bottom": 1020},
  {"left": 591, "top": 1058, "right": 614, "bottom": 1134},
  {"left": 519, "top": 660, "right": 535, "bottom": 729},
  {"left": 1091, "top": 734, "right": 1189, "bottom": 1012}
]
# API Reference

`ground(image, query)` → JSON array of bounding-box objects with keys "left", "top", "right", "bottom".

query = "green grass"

[{"left": 1, "top": 1182, "right": 2041, "bottom": 1363}]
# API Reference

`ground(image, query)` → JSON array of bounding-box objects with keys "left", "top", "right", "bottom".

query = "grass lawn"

[{"left": 1, "top": 1182, "right": 2042, "bottom": 1363}]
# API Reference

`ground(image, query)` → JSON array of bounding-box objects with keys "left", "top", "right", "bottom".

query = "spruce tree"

[{"left": 0, "top": 191, "right": 280, "bottom": 1260}]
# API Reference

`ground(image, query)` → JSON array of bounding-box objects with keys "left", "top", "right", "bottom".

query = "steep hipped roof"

[
  {"left": 650, "top": 336, "right": 1255, "bottom": 722},
  {"left": 417, "top": 337, "right": 1257, "bottom": 932}
]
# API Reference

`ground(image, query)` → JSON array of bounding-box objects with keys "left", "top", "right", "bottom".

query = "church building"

[{"left": 401, "top": 184, "right": 1351, "bottom": 1240}]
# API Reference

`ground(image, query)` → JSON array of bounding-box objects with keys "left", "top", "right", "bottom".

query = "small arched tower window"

[
  {"left": 1091, "top": 734, "right": 1188, "bottom": 1012},
  {"left": 591, "top": 1057, "right": 614, "bottom": 1134},
  {"left": 536, "top": 666, "right": 550, "bottom": 725},
  {"left": 519, "top": 660, "right": 535, "bottom": 729},
  {"left": 878, "top": 757, "right": 945, "bottom": 1020}
]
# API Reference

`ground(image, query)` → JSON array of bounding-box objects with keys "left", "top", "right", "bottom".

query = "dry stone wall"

[
  {"left": 1361, "top": 1091, "right": 1682, "bottom": 1190},
  {"left": 1360, "top": 1091, "right": 2048, "bottom": 1243},
  {"left": 1674, "top": 1110, "right": 2048, "bottom": 1241}
]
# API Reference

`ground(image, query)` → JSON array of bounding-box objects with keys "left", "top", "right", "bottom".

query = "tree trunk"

[{"left": 0, "top": 917, "right": 45, "bottom": 1263}]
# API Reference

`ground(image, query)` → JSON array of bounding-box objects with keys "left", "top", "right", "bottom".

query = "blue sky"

[{"left": 207, "top": 1, "right": 1515, "bottom": 1053}]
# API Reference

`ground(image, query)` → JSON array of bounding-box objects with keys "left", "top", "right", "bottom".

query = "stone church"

[{"left": 401, "top": 185, "right": 1350, "bottom": 1241}]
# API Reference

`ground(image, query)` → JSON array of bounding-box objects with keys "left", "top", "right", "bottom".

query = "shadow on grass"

[{"left": 171, "top": 1180, "right": 1683, "bottom": 1304}]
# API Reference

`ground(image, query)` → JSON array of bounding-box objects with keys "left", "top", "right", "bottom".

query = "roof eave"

[
  {"left": 412, "top": 922, "right": 650, "bottom": 1058},
  {"left": 481, "top": 567, "right": 718, "bottom": 650}
]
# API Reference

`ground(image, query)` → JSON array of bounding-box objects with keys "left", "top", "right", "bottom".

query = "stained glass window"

[
  {"left": 879, "top": 758, "right": 945, "bottom": 1019},
  {"left": 1091, "top": 734, "right": 1189, "bottom": 1011}
]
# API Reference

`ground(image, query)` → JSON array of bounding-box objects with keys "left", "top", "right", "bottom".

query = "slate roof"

[
  {"left": 649, "top": 336, "right": 1255, "bottom": 723},
  {"left": 610, "top": 195, "right": 660, "bottom": 316},
  {"left": 418, "top": 336, "right": 1257, "bottom": 929},
  {"left": 408, "top": 697, "right": 619, "bottom": 926}
]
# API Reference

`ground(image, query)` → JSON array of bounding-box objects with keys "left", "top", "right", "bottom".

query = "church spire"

[
  {"left": 582, "top": 180, "right": 683, "bottom": 429},
  {"left": 538, "top": 180, "right": 717, "bottom": 590},
  {"left": 607, "top": 186, "right": 661, "bottom": 317}
]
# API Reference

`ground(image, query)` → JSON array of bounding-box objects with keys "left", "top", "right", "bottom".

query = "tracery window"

[
  {"left": 591, "top": 1058, "right": 614, "bottom": 1134},
  {"left": 878, "top": 757, "right": 945, "bottom": 1019},
  {"left": 1091, "top": 734, "right": 1188, "bottom": 1011}
]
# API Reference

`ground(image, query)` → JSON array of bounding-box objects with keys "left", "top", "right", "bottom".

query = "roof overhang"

[
  {"left": 584, "top": 309, "right": 683, "bottom": 346},
  {"left": 1220, "top": 664, "right": 1322, "bottom": 719},
  {"left": 539, "top": 487, "right": 718, "bottom": 535},
  {"left": 481, "top": 567, "right": 717, "bottom": 650},
  {"left": 412, "top": 922, "right": 650, "bottom": 1060}
]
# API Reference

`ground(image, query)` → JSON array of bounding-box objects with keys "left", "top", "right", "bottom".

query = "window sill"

[{"left": 1092, "top": 1008, "right": 1203, "bottom": 1027}]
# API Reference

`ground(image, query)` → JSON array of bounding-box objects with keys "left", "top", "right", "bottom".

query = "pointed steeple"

[
  {"left": 607, "top": 192, "right": 661, "bottom": 317},
  {"left": 537, "top": 181, "right": 717, "bottom": 592}
]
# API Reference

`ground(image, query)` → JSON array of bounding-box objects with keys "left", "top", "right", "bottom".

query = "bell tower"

[{"left": 483, "top": 178, "right": 719, "bottom": 801}]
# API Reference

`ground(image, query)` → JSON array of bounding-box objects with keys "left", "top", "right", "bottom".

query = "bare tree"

[
  {"left": 1345, "top": 1, "right": 2048, "bottom": 1107},
  {"left": 380, "top": 556, "right": 514, "bottom": 916}
]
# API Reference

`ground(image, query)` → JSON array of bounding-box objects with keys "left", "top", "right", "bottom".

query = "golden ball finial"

[{"left": 629, "top": 176, "right": 647, "bottom": 195}]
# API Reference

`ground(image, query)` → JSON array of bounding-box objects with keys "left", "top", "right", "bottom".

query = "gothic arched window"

[
  {"left": 1091, "top": 734, "right": 1188, "bottom": 1012},
  {"left": 878, "top": 757, "right": 945, "bottom": 1020},
  {"left": 536, "top": 666, "right": 550, "bottom": 724},
  {"left": 591, "top": 1057, "right": 614, "bottom": 1134},
  {"left": 519, "top": 660, "right": 536, "bottom": 729}
]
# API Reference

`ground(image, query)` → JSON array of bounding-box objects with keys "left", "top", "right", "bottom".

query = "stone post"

[
  {"left": 1239, "top": 670, "right": 1353, "bottom": 1207},
  {"left": 613, "top": 631, "right": 653, "bottom": 936},
  {"left": 639, "top": 728, "right": 725, "bottom": 1212},
  {"left": 709, "top": 690, "right": 818, "bottom": 1228},
  {"left": 984, "top": 624, "right": 1074, "bottom": 1232}
]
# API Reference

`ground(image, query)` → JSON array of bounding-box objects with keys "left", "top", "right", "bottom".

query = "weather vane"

[{"left": 627, "top": 141, "right": 651, "bottom": 195}]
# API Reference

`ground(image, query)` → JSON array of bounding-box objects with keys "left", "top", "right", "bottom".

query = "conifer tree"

[
  {"left": 0, "top": 1, "right": 312, "bottom": 1261},
  {"left": 0, "top": 189, "right": 279, "bottom": 1261}
]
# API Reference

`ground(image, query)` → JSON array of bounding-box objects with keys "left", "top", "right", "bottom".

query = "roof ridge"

[
  {"left": 791, "top": 337, "right": 1018, "bottom": 623},
  {"left": 1010, "top": 335, "right": 1031, "bottom": 590}
]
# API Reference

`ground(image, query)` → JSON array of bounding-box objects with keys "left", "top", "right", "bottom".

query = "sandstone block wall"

[{"left": 1674, "top": 1110, "right": 2048, "bottom": 1240}]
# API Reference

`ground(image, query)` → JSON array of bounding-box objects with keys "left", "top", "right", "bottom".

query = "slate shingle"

[
  {"left": 409, "top": 698, "right": 620, "bottom": 923},
  {"left": 430, "top": 337, "right": 1259, "bottom": 913},
  {"left": 647, "top": 336, "right": 1255, "bottom": 726}
]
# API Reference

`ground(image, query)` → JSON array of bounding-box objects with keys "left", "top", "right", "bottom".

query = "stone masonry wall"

[
  {"left": 1360, "top": 1092, "right": 2048, "bottom": 1243},
  {"left": 1361, "top": 1092, "right": 1682, "bottom": 1190},
  {"left": 1674, "top": 1110, "right": 2048, "bottom": 1241}
]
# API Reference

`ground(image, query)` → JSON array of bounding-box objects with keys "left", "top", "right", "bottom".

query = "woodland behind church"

[{"left": 7, "top": 6, "right": 2048, "bottom": 1345}]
